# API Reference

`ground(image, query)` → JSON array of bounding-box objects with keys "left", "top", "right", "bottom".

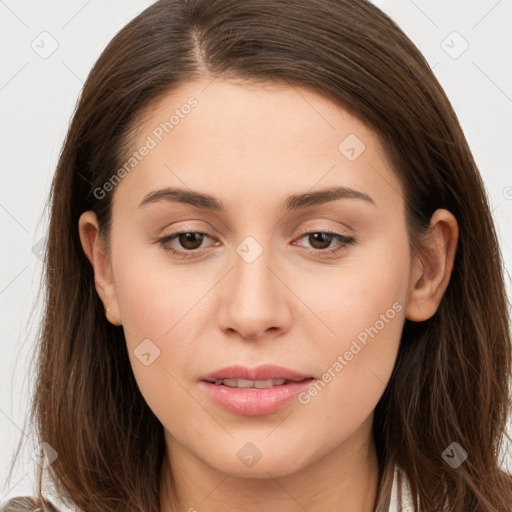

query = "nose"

[{"left": 217, "top": 242, "right": 292, "bottom": 341}]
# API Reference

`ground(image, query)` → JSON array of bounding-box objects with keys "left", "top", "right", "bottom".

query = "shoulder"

[{"left": 0, "top": 496, "right": 61, "bottom": 512}]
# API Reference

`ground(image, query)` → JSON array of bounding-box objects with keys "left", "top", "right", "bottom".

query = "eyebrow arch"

[{"left": 138, "top": 185, "right": 376, "bottom": 211}]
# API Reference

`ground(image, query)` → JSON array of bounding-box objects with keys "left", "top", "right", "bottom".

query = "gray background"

[{"left": 1, "top": 0, "right": 511, "bottom": 502}]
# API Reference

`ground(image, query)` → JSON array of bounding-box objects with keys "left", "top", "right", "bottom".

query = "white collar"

[{"left": 389, "top": 465, "right": 416, "bottom": 511}]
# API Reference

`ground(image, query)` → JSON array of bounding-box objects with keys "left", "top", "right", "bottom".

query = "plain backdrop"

[{"left": 1, "top": 0, "right": 512, "bottom": 503}]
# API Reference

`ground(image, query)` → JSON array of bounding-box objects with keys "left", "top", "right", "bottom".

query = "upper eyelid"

[
  {"left": 158, "top": 228, "right": 353, "bottom": 248},
  {"left": 158, "top": 218, "right": 353, "bottom": 237}
]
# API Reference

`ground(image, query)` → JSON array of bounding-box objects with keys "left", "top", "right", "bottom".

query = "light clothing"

[
  {"left": 2, "top": 465, "right": 417, "bottom": 511},
  {"left": 389, "top": 464, "right": 416, "bottom": 511}
]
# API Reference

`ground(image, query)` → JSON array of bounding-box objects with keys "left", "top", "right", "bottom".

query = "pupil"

[
  {"left": 180, "top": 232, "right": 202, "bottom": 249},
  {"left": 310, "top": 232, "right": 332, "bottom": 249}
]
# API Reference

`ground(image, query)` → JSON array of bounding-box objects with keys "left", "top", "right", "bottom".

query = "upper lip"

[{"left": 200, "top": 364, "right": 313, "bottom": 382}]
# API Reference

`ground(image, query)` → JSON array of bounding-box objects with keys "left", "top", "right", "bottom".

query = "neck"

[{"left": 159, "top": 417, "right": 380, "bottom": 512}]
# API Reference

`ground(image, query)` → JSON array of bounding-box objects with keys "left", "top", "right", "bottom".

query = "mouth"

[
  {"left": 199, "top": 363, "right": 314, "bottom": 383},
  {"left": 204, "top": 377, "right": 314, "bottom": 389},
  {"left": 198, "top": 364, "right": 316, "bottom": 415}
]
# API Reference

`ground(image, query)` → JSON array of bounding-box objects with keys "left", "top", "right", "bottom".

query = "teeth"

[{"left": 214, "top": 378, "right": 287, "bottom": 388}]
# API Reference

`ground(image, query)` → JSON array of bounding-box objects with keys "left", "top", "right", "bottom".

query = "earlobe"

[
  {"left": 105, "top": 308, "right": 122, "bottom": 326},
  {"left": 78, "top": 211, "right": 123, "bottom": 326},
  {"left": 405, "top": 209, "right": 459, "bottom": 322}
]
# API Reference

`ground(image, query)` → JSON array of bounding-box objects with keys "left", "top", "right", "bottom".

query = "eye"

[
  {"left": 154, "top": 231, "right": 217, "bottom": 258},
  {"left": 294, "top": 230, "right": 356, "bottom": 258},
  {"left": 153, "top": 229, "right": 356, "bottom": 260}
]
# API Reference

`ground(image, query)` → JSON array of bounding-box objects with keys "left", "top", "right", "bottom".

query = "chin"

[
  {"left": 219, "top": 459, "right": 305, "bottom": 480},
  {"left": 201, "top": 441, "right": 314, "bottom": 479}
]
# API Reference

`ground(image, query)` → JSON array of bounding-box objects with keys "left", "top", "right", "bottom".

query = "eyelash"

[{"left": 153, "top": 229, "right": 356, "bottom": 260}]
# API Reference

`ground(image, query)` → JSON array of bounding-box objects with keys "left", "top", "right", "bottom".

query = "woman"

[{"left": 3, "top": 0, "right": 512, "bottom": 510}]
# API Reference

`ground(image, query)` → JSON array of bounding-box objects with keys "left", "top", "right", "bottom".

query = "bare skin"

[{"left": 79, "top": 78, "right": 458, "bottom": 511}]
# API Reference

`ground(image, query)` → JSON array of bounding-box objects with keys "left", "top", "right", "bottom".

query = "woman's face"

[{"left": 85, "top": 78, "right": 422, "bottom": 478}]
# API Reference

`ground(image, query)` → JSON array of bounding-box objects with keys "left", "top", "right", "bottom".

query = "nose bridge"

[
  {"left": 233, "top": 233, "right": 279, "bottom": 310},
  {"left": 217, "top": 233, "right": 289, "bottom": 339}
]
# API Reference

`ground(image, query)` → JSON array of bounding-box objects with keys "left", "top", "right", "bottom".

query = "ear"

[
  {"left": 78, "top": 211, "right": 122, "bottom": 326},
  {"left": 405, "top": 208, "right": 459, "bottom": 322}
]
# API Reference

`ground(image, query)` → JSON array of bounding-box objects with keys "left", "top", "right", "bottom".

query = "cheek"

[
  {"left": 111, "top": 232, "right": 206, "bottom": 344},
  {"left": 292, "top": 236, "right": 409, "bottom": 418},
  {"left": 116, "top": 269, "right": 202, "bottom": 391},
  {"left": 110, "top": 244, "right": 232, "bottom": 438},
  {"left": 119, "top": 277, "right": 201, "bottom": 436},
  {"left": 303, "top": 231, "right": 409, "bottom": 351}
]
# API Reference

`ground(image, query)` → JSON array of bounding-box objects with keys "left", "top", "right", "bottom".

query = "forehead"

[{"left": 112, "top": 78, "right": 404, "bottom": 215}]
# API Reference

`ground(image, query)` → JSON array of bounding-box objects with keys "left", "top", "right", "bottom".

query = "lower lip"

[{"left": 199, "top": 379, "right": 315, "bottom": 416}]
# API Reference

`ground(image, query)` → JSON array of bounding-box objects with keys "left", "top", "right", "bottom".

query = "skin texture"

[{"left": 79, "top": 78, "right": 458, "bottom": 512}]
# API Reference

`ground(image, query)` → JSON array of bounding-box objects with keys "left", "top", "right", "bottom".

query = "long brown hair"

[{"left": 4, "top": 0, "right": 512, "bottom": 510}]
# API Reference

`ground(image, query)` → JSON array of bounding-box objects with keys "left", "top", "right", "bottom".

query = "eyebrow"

[{"left": 138, "top": 185, "right": 376, "bottom": 212}]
